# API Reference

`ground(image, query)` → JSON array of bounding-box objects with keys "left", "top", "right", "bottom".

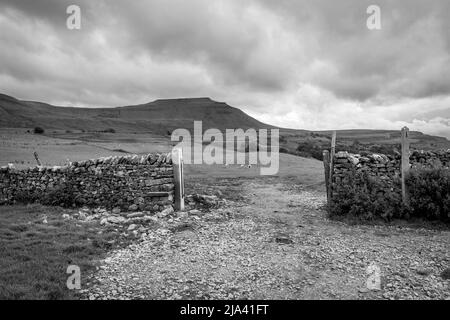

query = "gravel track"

[{"left": 82, "top": 178, "right": 450, "bottom": 300}]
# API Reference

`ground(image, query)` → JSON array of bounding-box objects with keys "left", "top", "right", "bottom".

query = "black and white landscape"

[{"left": 0, "top": 0, "right": 449, "bottom": 303}]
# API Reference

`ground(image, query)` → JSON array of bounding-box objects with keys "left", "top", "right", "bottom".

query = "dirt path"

[{"left": 82, "top": 178, "right": 449, "bottom": 300}]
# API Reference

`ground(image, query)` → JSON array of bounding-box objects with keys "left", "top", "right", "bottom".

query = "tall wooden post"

[
  {"left": 328, "top": 131, "right": 337, "bottom": 204},
  {"left": 172, "top": 148, "right": 185, "bottom": 211},
  {"left": 323, "top": 150, "right": 331, "bottom": 208},
  {"left": 401, "top": 127, "right": 410, "bottom": 206}
]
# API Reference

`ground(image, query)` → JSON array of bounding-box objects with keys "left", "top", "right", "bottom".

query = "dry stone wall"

[
  {"left": 332, "top": 149, "right": 450, "bottom": 197},
  {"left": 0, "top": 153, "right": 175, "bottom": 211},
  {"left": 409, "top": 150, "right": 450, "bottom": 168}
]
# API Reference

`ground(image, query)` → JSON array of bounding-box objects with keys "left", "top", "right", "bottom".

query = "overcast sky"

[{"left": 0, "top": 0, "right": 449, "bottom": 138}]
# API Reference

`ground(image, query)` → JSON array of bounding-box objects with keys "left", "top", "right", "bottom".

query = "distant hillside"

[
  {"left": 0, "top": 94, "right": 273, "bottom": 134},
  {"left": 1, "top": 93, "right": 449, "bottom": 156},
  {"left": 280, "top": 129, "right": 450, "bottom": 160}
]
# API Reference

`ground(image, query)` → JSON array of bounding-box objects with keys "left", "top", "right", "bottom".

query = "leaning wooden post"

[
  {"left": 401, "top": 126, "right": 410, "bottom": 206},
  {"left": 323, "top": 150, "right": 331, "bottom": 209},
  {"left": 328, "top": 131, "right": 337, "bottom": 206},
  {"left": 172, "top": 148, "right": 185, "bottom": 211},
  {"left": 33, "top": 151, "right": 42, "bottom": 166}
]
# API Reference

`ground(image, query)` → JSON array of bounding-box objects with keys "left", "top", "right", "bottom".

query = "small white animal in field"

[
  {"left": 240, "top": 164, "right": 245, "bottom": 168},
  {"left": 247, "top": 164, "right": 252, "bottom": 168}
]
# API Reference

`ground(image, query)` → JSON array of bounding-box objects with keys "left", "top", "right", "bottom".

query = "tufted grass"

[{"left": 0, "top": 204, "right": 120, "bottom": 300}]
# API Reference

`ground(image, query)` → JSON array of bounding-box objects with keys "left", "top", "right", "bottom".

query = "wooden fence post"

[
  {"left": 401, "top": 126, "right": 410, "bottom": 206},
  {"left": 323, "top": 150, "right": 331, "bottom": 208},
  {"left": 33, "top": 151, "right": 42, "bottom": 166},
  {"left": 328, "top": 131, "right": 337, "bottom": 206},
  {"left": 172, "top": 148, "right": 185, "bottom": 211}
]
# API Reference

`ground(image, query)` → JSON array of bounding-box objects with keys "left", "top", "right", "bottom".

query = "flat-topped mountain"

[{"left": 0, "top": 94, "right": 274, "bottom": 134}]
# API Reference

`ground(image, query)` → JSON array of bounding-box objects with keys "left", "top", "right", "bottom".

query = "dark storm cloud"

[
  {"left": 260, "top": 0, "right": 450, "bottom": 101},
  {"left": 101, "top": 0, "right": 297, "bottom": 91},
  {"left": 2, "top": 0, "right": 449, "bottom": 99}
]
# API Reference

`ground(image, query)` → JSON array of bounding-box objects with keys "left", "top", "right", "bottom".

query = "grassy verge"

[{"left": 0, "top": 204, "right": 126, "bottom": 299}]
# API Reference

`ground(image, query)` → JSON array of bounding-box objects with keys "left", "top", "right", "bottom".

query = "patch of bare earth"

[{"left": 82, "top": 178, "right": 450, "bottom": 300}]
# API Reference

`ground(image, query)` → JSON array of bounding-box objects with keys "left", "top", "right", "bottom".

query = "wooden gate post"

[
  {"left": 328, "top": 131, "right": 337, "bottom": 206},
  {"left": 323, "top": 150, "right": 331, "bottom": 208},
  {"left": 401, "top": 126, "right": 410, "bottom": 206},
  {"left": 172, "top": 148, "right": 185, "bottom": 211}
]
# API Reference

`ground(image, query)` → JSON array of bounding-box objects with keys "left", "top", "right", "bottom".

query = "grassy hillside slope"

[{"left": 1, "top": 93, "right": 449, "bottom": 160}]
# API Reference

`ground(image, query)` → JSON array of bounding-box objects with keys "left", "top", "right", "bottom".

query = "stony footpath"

[{"left": 78, "top": 179, "right": 450, "bottom": 300}]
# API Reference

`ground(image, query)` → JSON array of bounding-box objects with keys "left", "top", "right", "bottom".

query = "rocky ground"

[{"left": 78, "top": 177, "right": 449, "bottom": 300}]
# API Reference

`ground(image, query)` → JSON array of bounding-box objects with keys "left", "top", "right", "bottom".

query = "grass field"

[
  {"left": 0, "top": 129, "right": 325, "bottom": 188},
  {"left": 2, "top": 126, "right": 449, "bottom": 168},
  {"left": 0, "top": 129, "right": 173, "bottom": 167},
  {"left": 0, "top": 204, "right": 131, "bottom": 299}
]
